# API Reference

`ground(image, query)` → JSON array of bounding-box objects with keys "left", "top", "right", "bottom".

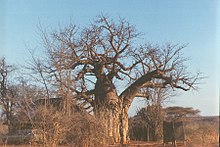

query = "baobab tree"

[{"left": 39, "top": 15, "right": 200, "bottom": 144}]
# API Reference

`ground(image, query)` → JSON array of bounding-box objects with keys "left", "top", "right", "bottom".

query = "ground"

[
  {"left": 0, "top": 141, "right": 219, "bottom": 147},
  {"left": 109, "top": 141, "right": 219, "bottom": 147}
]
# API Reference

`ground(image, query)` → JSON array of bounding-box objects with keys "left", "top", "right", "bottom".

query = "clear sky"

[{"left": 0, "top": 0, "right": 219, "bottom": 116}]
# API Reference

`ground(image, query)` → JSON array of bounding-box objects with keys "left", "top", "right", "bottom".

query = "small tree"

[
  {"left": 163, "top": 106, "right": 200, "bottom": 146},
  {"left": 0, "top": 58, "right": 17, "bottom": 128},
  {"left": 164, "top": 106, "right": 200, "bottom": 121}
]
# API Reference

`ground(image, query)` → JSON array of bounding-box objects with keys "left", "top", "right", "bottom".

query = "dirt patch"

[
  {"left": 109, "top": 141, "right": 185, "bottom": 147},
  {"left": 0, "top": 141, "right": 218, "bottom": 147},
  {"left": 109, "top": 141, "right": 219, "bottom": 147}
]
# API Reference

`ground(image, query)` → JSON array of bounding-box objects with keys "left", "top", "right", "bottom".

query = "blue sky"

[{"left": 0, "top": 0, "right": 219, "bottom": 116}]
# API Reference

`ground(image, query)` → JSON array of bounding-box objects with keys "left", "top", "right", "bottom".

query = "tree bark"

[
  {"left": 118, "top": 70, "right": 159, "bottom": 143},
  {"left": 94, "top": 77, "right": 120, "bottom": 143},
  {"left": 120, "top": 105, "right": 129, "bottom": 144},
  {"left": 94, "top": 70, "right": 163, "bottom": 144},
  {"left": 94, "top": 104, "right": 121, "bottom": 143}
]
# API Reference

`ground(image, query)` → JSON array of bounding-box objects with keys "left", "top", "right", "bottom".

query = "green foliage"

[{"left": 164, "top": 106, "right": 200, "bottom": 121}]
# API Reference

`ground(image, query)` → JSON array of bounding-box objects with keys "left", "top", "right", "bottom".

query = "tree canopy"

[{"left": 40, "top": 15, "right": 200, "bottom": 111}]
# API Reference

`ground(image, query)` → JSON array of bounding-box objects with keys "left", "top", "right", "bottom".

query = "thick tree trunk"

[
  {"left": 94, "top": 104, "right": 120, "bottom": 143},
  {"left": 94, "top": 71, "right": 159, "bottom": 144},
  {"left": 94, "top": 77, "right": 121, "bottom": 143},
  {"left": 120, "top": 105, "right": 129, "bottom": 144},
  {"left": 113, "top": 110, "right": 120, "bottom": 142},
  {"left": 117, "top": 70, "right": 160, "bottom": 143}
]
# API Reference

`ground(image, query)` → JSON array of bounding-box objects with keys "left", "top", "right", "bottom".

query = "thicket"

[
  {"left": 184, "top": 117, "right": 219, "bottom": 146},
  {"left": 30, "top": 106, "right": 110, "bottom": 147}
]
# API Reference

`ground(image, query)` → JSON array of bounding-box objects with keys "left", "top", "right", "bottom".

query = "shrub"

[
  {"left": 31, "top": 106, "right": 109, "bottom": 147},
  {"left": 184, "top": 117, "right": 219, "bottom": 146}
]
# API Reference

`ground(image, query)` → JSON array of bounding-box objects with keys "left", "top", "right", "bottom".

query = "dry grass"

[
  {"left": 184, "top": 117, "right": 219, "bottom": 146},
  {"left": 29, "top": 106, "right": 110, "bottom": 147},
  {"left": 0, "top": 121, "right": 8, "bottom": 144},
  {"left": 0, "top": 140, "right": 218, "bottom": 147},
  {"left": 0, "top": 116, "right": 218, "bottom": 147}
]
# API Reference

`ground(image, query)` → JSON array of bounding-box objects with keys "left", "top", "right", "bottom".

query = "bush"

[
  {"left": 31, "top": 106, "right": 110, "bottom": 147},
  {"left": 184, "top": 117, "right": 219, "bottom": 146},
  {"left": 0, "top": 121, "right": 8, "bottom": 144}
]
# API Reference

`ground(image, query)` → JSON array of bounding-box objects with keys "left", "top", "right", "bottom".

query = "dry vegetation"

[
  {"left": 184, "top": 116, "right": 219, "bottom": 147},
  {"left": 0, "top": 116, "right": 218, "bottom": 147},
  {"left": 0, "top": 15, "right": 213, "bottom": 147},
  {"left": 0, "top": 106, "right": 112, "bottom": 147},
  {"left": 0, "top": 121, "right": 7, "bottom": 145},
  {"left": 29, "top": 106, "right": 110, "bottom": 147}
]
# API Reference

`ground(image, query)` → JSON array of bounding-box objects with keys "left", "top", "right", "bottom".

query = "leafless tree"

[
  {"left": 37, "top": 15, "right": 201, "bottom": 144},
  {"left": 0, "top": 58, "right": 17, "bottom": 128}
]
